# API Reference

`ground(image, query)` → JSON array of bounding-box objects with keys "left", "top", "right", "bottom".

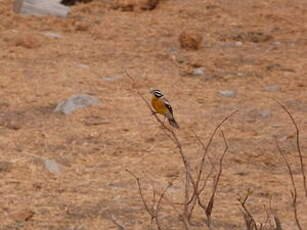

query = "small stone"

[
  {"left": 113, "top": 0, "right": 159, "bottom": 11},
  {"left": 246, "top": 109, "right": 272, "bottom": 123},
  {"left": 167, "top": 48, "right": 177, "bottom": 54},
  {"left": 0, "top": 161, "right": 13, "bottom": 172},
  {"left": 77, "top": 64, "right": 90, "bottom": 69},
  {"left": 12, "top": 32, "right": 43, "bottom": 49},
  {"left": 101, "top": 76, "right": 121, "bottom": 81},
  {"left": 168, "top": 185, "right": 180, "bottom": 192},
  {"left": 264, "top": 85, "right": 280, "bottom": 92},
  {"left": 84, "top": 116, "right": 109, "bottom": 126},
  {"left": 43, "top": 159, "right": 61, "bottom": 175},
  {"left": 192, "top": 67, "right": 205, "bottom": 76},
  {"left": 74, "top": 22, "right": 90, "bottom": 32},
  {"left": 175, "top": 56, "right": 187, "bottom": 64},
  {"left": 61, "top": 0, "right": 94, "bottom": 6},
  {"left": 179, "top": 31, "right": 203, "bottom": 50},
  {"left": 107, "top": 183, "right": 124, "bottom": 190},
  {"left": 272, "top": 41, "right": 281, "bottom": 46},
  {"left": 54, "top": 94, "right": 101, "bottom": 115},
  {"left": 235, "top": 41, "right": 243, "bottom": 46},
  {"left": 5, "top": 120, "right": 22, "bottom": 130},
  {"left": 11, "top": 208, "right": 35, "bottom": 222},
  {"left": 218, "top": 90, "right": 236, "bottom": 97},
  {"left": 42, "top": 31, "right": 62, "bottom": 39},
  {"left": 258, "top": 110, "right": 272, "bottom": 118}
]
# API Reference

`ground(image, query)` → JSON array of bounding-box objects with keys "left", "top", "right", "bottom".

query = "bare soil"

[{"left": 0, "top": 0, "right": 307, "bottom": 229}]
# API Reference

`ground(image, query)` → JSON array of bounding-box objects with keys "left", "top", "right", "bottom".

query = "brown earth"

[{"left": 0, "top": 0, "right": 307, "bottom": 229}]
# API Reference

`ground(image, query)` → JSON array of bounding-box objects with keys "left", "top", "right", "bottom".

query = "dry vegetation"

[{"left": 0, "top": 0, "right": 307, "bottom": 229}]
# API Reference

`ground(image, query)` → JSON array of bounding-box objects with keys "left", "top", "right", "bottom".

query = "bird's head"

[{"left": 150, "top": 89, "right": 164, "bottom": 98}]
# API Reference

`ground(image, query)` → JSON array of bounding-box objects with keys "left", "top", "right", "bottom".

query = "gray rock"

[
  {"left": 235, "top": 41, "right": 243, "bottom": 46},
  {"left": 258, "top": 110, "right": 272, "bottom": 118},
  {"left": 107, "top": 183, "right": 124, "bottom": 190},
  {"left": 264, "top": 85, "right": 280, "bottom": 92},
  {"left": 218, "top": 90, "right": 236, "bottom": 97},
  {"left": 43, "top": 159, "right": 60, "bottom": 175},
  {"left": 272, "top": 41, "right": 281, "bottom": 46},
  {"left": 42, "top": 31, "right": 62, "bottom": 39},
  {"left": 13, "top": 0, "right": 70, "bottom": 17},
  {"left": 167, "top": 48, "right": 177, "bottom": 54},
  {"left": 246, "top": 109, "right": 272, "bottom": 123},
  {"left": 54, "top": 94, "right": 101, "bottom": 114},
  {"left": 77, "top": 64, "right": 90, "bottom": 69},
  {"left": 192, "top": 67, "right": 205, "bottom": 76},
  {"left": 101, "top": 76, "right": 122, "bottom": 81}
]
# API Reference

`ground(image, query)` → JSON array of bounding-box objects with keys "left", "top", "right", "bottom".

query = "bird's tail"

[{"left": 168, "top": 117, "right": 179, "bottom": 129}]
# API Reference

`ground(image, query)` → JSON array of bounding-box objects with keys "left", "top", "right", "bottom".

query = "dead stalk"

[
  {"left": 195, "top": 110, "right": 238, "bottom": 192},
  {"left": 238, "top": 189, "right": 258, "bottom": 230},
  {"left": 274, "top": 215, "right": 283, "bottom": 230},
  {"left": 187, "top": 116, "right": 234, "bottom": 223},
  {"left": 268, "top": 196, "right": 283, "bottom": 230},
  {"left": 274, "top": 137, "right": 302, "bottom": 230},
  {"left": 155, "top": 181, "right": 174, "bottom": 229},
  {"left": 126, "top": 168, "right": 179, "bottom": 230},
  {"left": 274, "top": 99, "right": 306, "bottom": 197},
  {"left": 110, "top": 215, "right": 126, "bottom": 230},
  {"left": 199, "top": 131, "right": 229, "bottom": 227},
  {"left": 126, "top": 169, "right": 155, "bottom": 219}
]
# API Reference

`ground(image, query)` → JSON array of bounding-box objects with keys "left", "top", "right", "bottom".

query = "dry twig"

[
  {"left": 187, "top": 113, "right": 236, "bottom": 223},
  {"left": 110, "top": 215, "right": 126, "bottom": 230},
  {"left": 238, "top": 189, "right": 258, "bottom": 230},
  {"left": 275, "top": 138, "right": 302, "bottom": 230},
  {"left": 197, "top": 131, "right": 229, "bottom": 227},
  {"left": 155, "top": 181, "right": 175, "bottom": 229},
  {"left": 273, "top": 99, "right": 306, "bottom": 197},
  {"left": 126, "top": 168, "right": 178, "bottom": 230},
  {"left": 126, "top": 169, "right": 155, "bottom": 219}
]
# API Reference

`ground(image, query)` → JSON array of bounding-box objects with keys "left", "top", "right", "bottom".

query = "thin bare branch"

[
  {"left": 195, "top": 110, "right": 238, "bottom": 193},
  {"left": 198, "top": 166, "right": 214, "bottom": 195},
  {"left": 201, "top": 131, "right": 229, "bottom": 227},
  {"left": 192, "top": 129, "right": 215, "bottom": 172},
  {"left": 155, "top": 181, "right": 174, "bottom": 230},
  {"left": 126, "top": 169, "right": 155, "bottom": 218},
  {"left": 187, "top": 113, "right": 236, "bottom": 217},
  {"left": 268, "top": 196, "right": 283, "bottom": 230},
  {"left": 274, "top": 215, "right": 283, "bottom": 230},
  {"left": 241, "top": 209, "right": 255, "bottom": 230},
  {"left": 273, "top": 99, "right": 306, "bottom": 197},
  {"left": 274, "top": 138, "right": 302, "bottom": 230},
  {"left": 110, "top": 215, "right": 126, "bottom": 230},
  {"left": 238, "top": 189, "right": 258, "bottom": 230},
  {"left": 150, "top": 182, "right": 157, "bottom": 212}
]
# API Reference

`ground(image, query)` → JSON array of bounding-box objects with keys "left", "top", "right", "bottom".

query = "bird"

[{"left": 150, "top": 89, "right": 179, "bottom": 129}]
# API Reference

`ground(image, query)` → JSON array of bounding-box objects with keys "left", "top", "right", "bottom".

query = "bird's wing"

[{"left": 162, "top": 98, "right": 174, "bottom": 116}]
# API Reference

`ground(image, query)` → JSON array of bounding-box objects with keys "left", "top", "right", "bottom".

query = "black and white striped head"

[{"left": 150, "top": 89, "right": 164, "bottom": 98}]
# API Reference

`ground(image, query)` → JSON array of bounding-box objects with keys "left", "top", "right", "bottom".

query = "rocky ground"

[{"left": 0, "top": 0, "right": 307, "bottom": 229}]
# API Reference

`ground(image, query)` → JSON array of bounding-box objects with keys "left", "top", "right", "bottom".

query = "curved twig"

[{"left": 273, "top": 99, "right": 306, "bottom": 197}]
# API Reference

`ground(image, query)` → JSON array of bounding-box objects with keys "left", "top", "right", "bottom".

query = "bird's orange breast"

[{"left": 151, "top": 97, "right": 168, "bottom": 114}]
